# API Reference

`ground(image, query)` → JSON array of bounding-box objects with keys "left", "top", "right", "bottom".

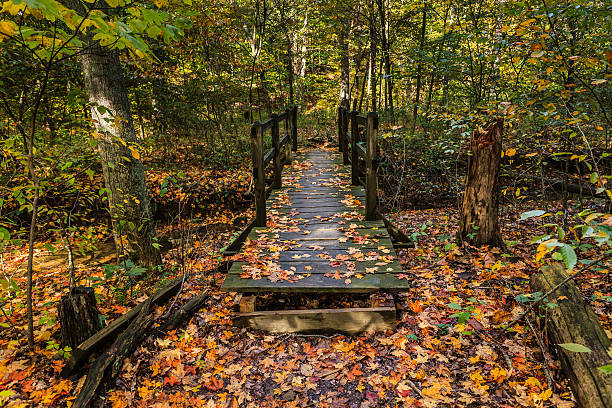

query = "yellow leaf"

[
  {"left": 128, "top": 145, "right": 140, "bottom": 160},
  {"left": 506, "top": 148, "right": 516, "bottom": 157},
  {"left": 0, "top": 20, "right": 16, "bottom": 40},
  {"left": 1, "top": 1, "right": 24, "bottom": 16},
  {"left": 539, "top": 388, "right": 552, "bottom": 401},
  {"left": 36, "top": 330, "right": 51, "bottom": 342}
]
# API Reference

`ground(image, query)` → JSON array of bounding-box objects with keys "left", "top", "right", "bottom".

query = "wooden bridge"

[{"left": 220, "top": 106, "right": 410, "bottom": 332}]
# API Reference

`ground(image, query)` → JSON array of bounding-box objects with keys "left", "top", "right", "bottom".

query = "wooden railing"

[
  {"left": 252, "top": 106, "right": 299, "bottom": 226},
  {"left": 337, "top": 106, "right": 379, "bottom": 221}
]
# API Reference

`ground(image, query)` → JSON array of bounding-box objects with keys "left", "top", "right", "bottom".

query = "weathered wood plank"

[
  {"left": 228, "top": 260, "right": 402, "bottom": 275},
  {"left": 233, "top": 305, "right": 396, "bottom": 335},
  {"left": 221, "top": 272, "right": 410, "bottom": 293},
  {"left": 242, "top": 237, "right": 395, "bottom": 249},
  {"left": 248, "top": 226, "right": 388, "bottom": 241}
]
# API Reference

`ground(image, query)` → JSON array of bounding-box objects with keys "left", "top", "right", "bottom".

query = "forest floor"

[{"left": 0, "top": 141, "right": 610, "bottom": 407}]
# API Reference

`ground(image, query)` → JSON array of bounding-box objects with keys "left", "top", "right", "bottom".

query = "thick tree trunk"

[
  {"left": 457, "top": 119, "right": 503, "bottom": 247},
  {"left": 79, "top": 44, "right": 160, "bottom": 267}
]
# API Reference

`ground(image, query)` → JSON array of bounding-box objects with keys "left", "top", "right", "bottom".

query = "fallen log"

[
  {"left": 375, "top": 210, "right": 414, "bottom": 248},
  {"left": 530, "top": 264, "right": 612, "bottom": 408},
  {"left": 61, "top": 275, "right": 185, "bottom": 377},
  {"left": 508, "top": 173, "right": 605, "bottom": 198},
  {"left": 62, "top": 261, "right": 231, "bottom": 377},
  {"left": 160, "top": 291, "right": 210, "bottom": 331},
  {"left": 72, "top": 287, "right": 213, "bottom": 407},
  {"left": 72, "top": 298, "right": 154, "bottom": 408}
]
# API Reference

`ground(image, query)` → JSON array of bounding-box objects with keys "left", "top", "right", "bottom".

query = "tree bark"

[
  {"left": 78, "top": 44, "right": 160, "bottom": 267},
  {"left": 412, "top": 0, "right": 427, "bottom": 132},
  {"left": 368, "top": 0, "right": 377, "bottom": 112},
  {"left": 58, "top": 286, "right": 103, "bottom": 348},
  {"left": 457, "top": 119, "right": 503, "bottom": 247},
  {"left": 376, "top": 0, "right": 394, "bottom": 121},
  {"left": 339, "top": 27, "right": 350, "bottom": 105},
  {"left": 530, "top": 264, "right": 612, "bottom": 408}
]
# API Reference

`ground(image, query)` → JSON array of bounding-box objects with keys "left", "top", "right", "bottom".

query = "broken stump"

[{"left": 58, "top": 286, "right": 103, "bottom": 348}]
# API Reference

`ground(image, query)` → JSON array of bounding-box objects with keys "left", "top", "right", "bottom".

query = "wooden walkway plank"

[{"left": 222, "top": 273, "right": 410, "bottom": 293}]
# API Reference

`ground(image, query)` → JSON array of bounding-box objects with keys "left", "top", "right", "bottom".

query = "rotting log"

[
  {"left": 61, "top": 276, "right": 183, "bottom": 377},
  {"left": 160, "top": 291, "right": 210, "bottom": 332},
  {"left": 72, "top": 298, "right": 154, "bottom": 408},
  {"left": 530, "top": 264, "right": 612, "bottom": 408},
  {"left": 62, "top": 261, "right": 230, "bottom": 377},
  {"left": 375, "top": 210, "right": 414, "bottom": 248},
  {"left": 58, "top": 286, "right": 103, "bottom": 348},
  {"left": 74, "top": 285, "right": 212, "bottom": 407}
]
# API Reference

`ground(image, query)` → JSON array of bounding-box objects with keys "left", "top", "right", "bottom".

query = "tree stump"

[
  {"left": 458, "top": 119, "right": 504, "bottom": 247},
  {"left": 531, "top": 264, "right": 612, "bottom": 408},
  {"left": 58, "top": 286, "right": 103, "bottom": 348}
]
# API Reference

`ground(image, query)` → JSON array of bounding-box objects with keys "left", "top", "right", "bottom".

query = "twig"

[
  {"left": 252, "top": 334, "right": 292, "bottom": 357},
  {"left": 525, "top": 315, "right": 554, "bottom": 391},
  {"left": 0, "top": 304, "right": 20, "bottom": 338},
  {"left": 498, "top": 252, "right": 611, "bottom": 336},
  {"left": 289, "top": 333, "right": 342, "bottom": 339},
  {"left": 404, "top": 378, "right": 422, "bottom": 397}
]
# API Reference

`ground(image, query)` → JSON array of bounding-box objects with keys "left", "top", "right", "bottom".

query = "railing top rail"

[{"left": 252, "top": 106, "right": 296, "bottom": 132}]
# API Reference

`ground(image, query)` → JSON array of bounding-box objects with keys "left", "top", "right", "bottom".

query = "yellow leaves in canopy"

[
  {"left": 505, "top": 148, "right": 516, "bottom": 157},
  {"left": 153, "top": 0, "right": 169, "bottom": 8},
  {"left": 1, "top": 0, "right": 24, "bottom": 16},
  {"left": 0, "top": 20, "right": 16, "bottom": 41}
]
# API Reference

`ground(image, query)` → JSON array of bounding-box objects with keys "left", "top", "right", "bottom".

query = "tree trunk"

[
  {"left": 457, "top": 119, "right": 503, "bottom": 247},
  {"left": 377, "top": 0, "right": 394, "bottom": 121},
  {"left": 58, "top": 286, "right": 103, "bottom": 348},
  {"left": 339, "top": 27, "right": 350, "bottom": 105},
  {"left": 78, "top": 44, "right": 160, "bottom": 267},
  {"left": 412, "top": 0, "right": 427, "bottom": 132},
  {"left": 368, "top": 1, "right": 377, "bottom": 112}
]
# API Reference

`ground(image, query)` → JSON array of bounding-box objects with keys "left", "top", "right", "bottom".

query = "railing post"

[
  {"left": 271, "top": 114, "right": 282, "bottom": 189},
  {"left": 342, "top": 108, "right": 349, "bottom": 165},
  {"left": 350, "top": 111, "right": 359, "bottom": 186},
  {"left": 284, "top": 108, "right": 292, "bottom": 165},
  {"left": 291, "top": 105, "right": 298, "bottom": 152},
  {"left": 366, "top": 112, "right": 379, "bottom": 221},
  {"left": 251, "top": 123, "right": 266, "bottom": 226}
]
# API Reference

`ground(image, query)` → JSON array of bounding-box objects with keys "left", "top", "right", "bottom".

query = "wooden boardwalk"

[{"left": 221, "top": 148, "right": 410, "bottom": 293}]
